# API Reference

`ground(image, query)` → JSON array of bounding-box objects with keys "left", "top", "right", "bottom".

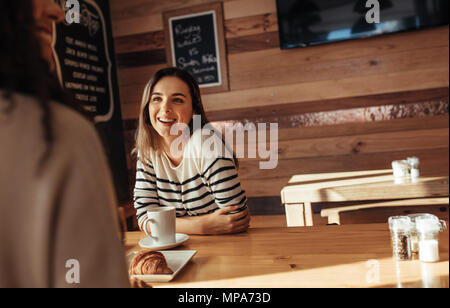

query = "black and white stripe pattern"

[{"left": 134, "top": 132, "right": 247, "bottom": 234}]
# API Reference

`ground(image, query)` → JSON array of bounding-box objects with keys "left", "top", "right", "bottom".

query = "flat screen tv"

[{"left": 276, "top": 0, "right": 449, "bottom": 49}]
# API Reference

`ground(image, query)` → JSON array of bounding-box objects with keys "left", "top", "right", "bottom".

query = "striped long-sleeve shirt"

[{"left": 134, "top": 129, "right": 247, "bottom": 234}]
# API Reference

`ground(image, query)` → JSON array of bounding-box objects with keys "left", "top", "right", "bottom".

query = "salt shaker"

[
  {"left": 407, "top": 157, "right": 420, "bottom": 178},
  {"left": 407, "top": 213, "right": 440, "bottom": 254},
  {"left": 415, "top": 216, "right": 447, "bottom": 263},
  {"left": 392, "top": 160, "right": 410, "bottom": 184},
  {"left": 388, "top": 216, "right": 413, "bottom": 261}
]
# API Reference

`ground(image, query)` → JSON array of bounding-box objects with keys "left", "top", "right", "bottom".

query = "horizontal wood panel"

[
  {"left": 225, "top": 12, "right": 278, "bottom": 38},
  {"left": 115, "top": 48, "right": 166, "bottom": 68},
  {"left": 203, "top": 67, "right": 449, "bottom": 113},
  {"left": 115, "top": 0, "right": 277, "bottom": 21},
  {"left": 205, "top": 87, "right": 450, "bottom": 121},
  {"left": 226, "top": 115, "right": 450, "bottom": 144},
  {"left": 229, "top": 26, "right": 448, "bottom": 72},
  {"left": 229, "top": 45, "right": 449, "bottom": 91},
  {"left": 114, "top": 31, "right": 165, "bottom": 54},
  {"left": 111, "top": 0, "right": 221, "bottom": 24},
  {"left": 275, "top": 115, "right": 450, "bottom": 141},
  {"left": 111, "top": 0, "right": 276, "bottom": 37},
  {"left": 120, "top": 100, "right": 140, "bottom": 120},
  {"left": 223, "top": 0, "right": 276, "bottom": 20},
  {"left": 111, "top": 13, "right": 163, "bottom": 38},
  {"left": 226, "top": 31, "right": 279, "bottom": 54},
  {"left": 238, "top": 148, "right": 449, "bottom": 197},
  {"left": 238, "top": 147, "right": 449, "bottom": 181},
  {"left": 117, "top": 64, "right": 166, "bottom": 89},
  {"left": 235, "top": 128, "right": 448, "bottom": 161},
  {"left": 228, "top": 27, "right": 449, "bottom": 91}
]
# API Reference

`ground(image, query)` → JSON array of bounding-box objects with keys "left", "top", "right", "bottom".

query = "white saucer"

[{"left": 139, "top": 233, "right": 189, "bottom": 251}]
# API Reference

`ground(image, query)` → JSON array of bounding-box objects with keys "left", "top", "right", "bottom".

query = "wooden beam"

[{"left": 205, "top": 88, "right": 449, "bottom": 121}]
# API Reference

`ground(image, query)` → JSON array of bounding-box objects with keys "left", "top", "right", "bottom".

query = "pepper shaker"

[{"left": 388, "top": 216, "right": 413, "bottom": 261}]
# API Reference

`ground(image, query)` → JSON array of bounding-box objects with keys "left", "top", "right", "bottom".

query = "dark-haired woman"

[
  {"left": 133, "top": 67, "right": 251, "bottom": 235},
  {"left": 0, "top": 0, "right": 129, "bottom": 287}
]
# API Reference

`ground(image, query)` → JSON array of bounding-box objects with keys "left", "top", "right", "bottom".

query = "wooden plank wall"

[{"left": 110, "top": 0, "right": 449, "bottom": 211}]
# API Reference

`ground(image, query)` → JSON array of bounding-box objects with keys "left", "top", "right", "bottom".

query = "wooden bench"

[{"left": 320, "top": 197, "right": 449, "bottom": 225}]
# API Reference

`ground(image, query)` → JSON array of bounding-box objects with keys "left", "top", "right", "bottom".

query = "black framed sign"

[
  {"left": 53, "top": 0, "right": 130, "bottom": 202},
  {"left": 163, "top": 2, "right": 229, "bottom": 94},
  {"left": 53, "top": 0, "right": 114, "bottom": 122}
]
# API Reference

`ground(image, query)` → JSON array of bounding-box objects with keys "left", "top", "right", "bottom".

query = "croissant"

[{"left": 129, "top": 250, "right": 173, "bottom": 275}]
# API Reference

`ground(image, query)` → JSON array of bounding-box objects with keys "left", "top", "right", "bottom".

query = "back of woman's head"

[
  {"left": 1, "top": 0, "right": 52, "bottom": 99},
  {"left": 0, "top": 0, "right": 85, "bottom": 171}
]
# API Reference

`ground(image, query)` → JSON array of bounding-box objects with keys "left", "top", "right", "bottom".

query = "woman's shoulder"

[
  {"left": 137, "top": 151, "right": 155, "bottom": 169},
  {"left": 50, "top": 101, "right": 95, "bottom": 139},
  {"left": 186, "top": 126, "right": 234, "bottom": 162},
  {"left": 49, "top": 99, "right": 110, "bottom": 167},
  {"left": 2, "top": 91, "right": 96, "bottom": 141},
  {"left": 1, "top": 91, "right": 108, "bottom": 173}
]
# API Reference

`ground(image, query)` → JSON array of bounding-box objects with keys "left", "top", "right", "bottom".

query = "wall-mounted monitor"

[{"left": 276, "top": 0, "right": 449, "bottom": 49}]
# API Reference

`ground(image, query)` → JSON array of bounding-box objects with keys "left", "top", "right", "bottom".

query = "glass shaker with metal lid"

[
  {"left": 388, "top": 216, "right": 413, "bottom": 261},
  {"left": 407, "top": 213, "right": 441, "bottom": 254},
  {"left": 415, "top": 215, "right": 447, "bottom": 263}
]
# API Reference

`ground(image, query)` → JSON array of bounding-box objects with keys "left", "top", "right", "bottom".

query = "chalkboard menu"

[
  {"left": 164, "top": 2, "right": 229, "bottom": 94},
  {"left": 53, "top": 0, "right": 130, "bottom": 202}
]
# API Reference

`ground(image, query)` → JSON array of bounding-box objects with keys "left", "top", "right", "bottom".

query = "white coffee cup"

[{"left": 146, "top": 207, "right": 176, "bottom": 245}]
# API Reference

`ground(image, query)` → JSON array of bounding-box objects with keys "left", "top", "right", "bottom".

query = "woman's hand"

[{"left": 201, "top": 205, "right": 251, "bottom": 235}]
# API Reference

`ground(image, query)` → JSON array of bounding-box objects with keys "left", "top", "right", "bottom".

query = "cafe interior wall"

[{"left": 109, "top": 0, "right": 449, "bottom": 226}]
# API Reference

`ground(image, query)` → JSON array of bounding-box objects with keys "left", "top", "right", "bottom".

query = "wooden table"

[
  {"left": 280, "top": 170, "right": 449, "bottom": 227},
  {"left": 124, "top": 223, "right": 449, "bottom": 288}
]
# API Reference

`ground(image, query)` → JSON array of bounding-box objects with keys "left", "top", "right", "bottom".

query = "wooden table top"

[
  {"left": 124, "top": 223, "right": 449, "bottom": 288},
  {"left": 281, "top": 170, "right": 449, "bottom": 203}
]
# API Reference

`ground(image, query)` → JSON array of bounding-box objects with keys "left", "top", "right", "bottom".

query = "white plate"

[
  {"left": 127, "top": 250, "right": 197, "bottom": 282},
  {"left": 139, "top": 233, "right": 189, "bottom": 250}
]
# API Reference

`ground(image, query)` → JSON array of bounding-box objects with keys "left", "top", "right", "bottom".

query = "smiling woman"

[
  {"left": 149, "top": 76, "right": 194, "bottom": 158},
  {"left": 133, "top": 67, "right": 250, "bottom": 236}
]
